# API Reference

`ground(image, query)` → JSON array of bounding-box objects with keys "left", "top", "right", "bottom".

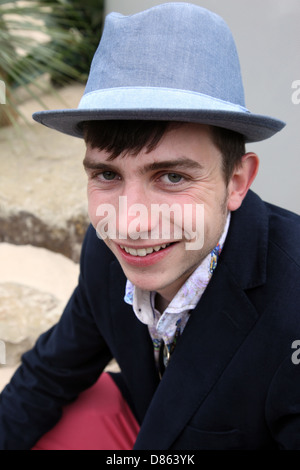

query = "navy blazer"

[{"left": 0, "top": 190, "right": 300, "bottom": 450}]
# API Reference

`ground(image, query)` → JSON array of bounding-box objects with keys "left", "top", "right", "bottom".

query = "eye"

[
  {"left": 101, "top": 171, "right": 118, "bottom": 180},
  {"left": 163, "top": 173, "right": 183, "bottom": 184}
]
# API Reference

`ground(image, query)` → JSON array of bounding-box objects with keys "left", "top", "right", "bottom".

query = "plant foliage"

[{"left": 0, "top": 0, "right": 104, "bottom": 126}]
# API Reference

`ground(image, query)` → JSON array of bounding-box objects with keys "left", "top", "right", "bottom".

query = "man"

[{"left": 0, "top": 3, "right": 299, "bottom": 450}]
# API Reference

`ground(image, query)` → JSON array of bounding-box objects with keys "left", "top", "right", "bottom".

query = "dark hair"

[{"left": 82, "top": 120, "right": 245, "bottom": 185}]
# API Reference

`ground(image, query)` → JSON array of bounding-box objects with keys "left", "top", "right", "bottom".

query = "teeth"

[{"left": 120, "top": 243, "right": 170, "bottom": 256}]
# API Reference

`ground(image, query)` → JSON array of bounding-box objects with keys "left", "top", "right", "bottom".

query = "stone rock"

[
  {"left": 0, "top": 243, "right": 120, "bottom": 386},
  {"left": 0, "top": 282, "right": 61, "bottom": 366},
  {"left": 0, "top": 243, "right": 80, "bottom": 302},
  {"left": 0, "top": 242, "right": 80, "bottom": 368},
  {"left": 0, "top": 207, "right": 89, "bottom": 263}
]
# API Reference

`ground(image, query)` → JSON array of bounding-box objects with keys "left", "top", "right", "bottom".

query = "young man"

[{"left": 0, "top": 3, "right": 299, "bottom": 450}]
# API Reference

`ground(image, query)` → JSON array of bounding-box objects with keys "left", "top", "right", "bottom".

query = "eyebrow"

[
  {"left": 83, "top": 156, "right": 204, "bottom": 173},
  {"left": 83, "top": 159, "right": 117, "bottom": 172},
  {"left": 140, "top": 158, "right": 203, "bottom": 174}
]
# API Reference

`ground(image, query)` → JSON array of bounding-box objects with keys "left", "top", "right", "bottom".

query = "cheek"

[
  {"left": 203, "top": 200, "right": 228, "bottom": 245},
  {"left": 87, "top": 187, "right": 106, "bottom": 227}
]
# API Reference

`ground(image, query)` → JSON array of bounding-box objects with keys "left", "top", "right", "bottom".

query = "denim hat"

[{"left": 33, "top": 3, "right": 285, "bottom": 142}]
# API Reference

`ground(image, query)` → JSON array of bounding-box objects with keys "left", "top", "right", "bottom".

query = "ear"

[{"left": 227, "top": 152, "right": 259, "bottom": 211}]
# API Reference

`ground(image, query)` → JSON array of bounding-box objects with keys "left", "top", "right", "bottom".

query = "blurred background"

[
  {"left": 0, "top": 0, "right": 299, "bottom": 386},
  {"left": 1, "top": 0, "right": 299, "bottom": 212}
]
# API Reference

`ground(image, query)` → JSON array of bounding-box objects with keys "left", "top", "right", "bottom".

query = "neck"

[{"left": 155, "top": 293, "right": 170, "bottom": 314}]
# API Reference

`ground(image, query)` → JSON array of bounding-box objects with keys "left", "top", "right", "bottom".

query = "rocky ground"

[{"left": 0, "top": 82, "right": 106, "bottom": 391}]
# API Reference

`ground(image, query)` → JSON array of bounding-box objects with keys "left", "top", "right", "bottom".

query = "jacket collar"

[{"left": 221, "top": 190, "right": 269, "bottom": 290}]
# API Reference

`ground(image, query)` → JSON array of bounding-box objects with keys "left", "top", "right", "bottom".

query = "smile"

[{"left": 120, "top": 243, "right": 171, "bottom": 257}]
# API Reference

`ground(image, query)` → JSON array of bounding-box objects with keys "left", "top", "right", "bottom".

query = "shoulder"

[
  {"left": 265, "top": 201, "right": 300, "bottom": 268},
  {"left": 239, "top": 190, "right": 300, "bottom": 266},
  {"left": 223, "top": 191, "right": 300, "bottom": 293},
  {"left": 252, "top": 197, "right": 300, "bottom": 327}
]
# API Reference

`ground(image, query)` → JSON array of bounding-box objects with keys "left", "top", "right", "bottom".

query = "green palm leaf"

[{"left": 0, "top": 0, "right": 103, "bottom": 127}]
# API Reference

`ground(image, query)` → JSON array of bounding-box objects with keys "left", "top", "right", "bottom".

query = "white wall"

[{"left": 104, "top": 0, "right": 300, "bottom": 214}]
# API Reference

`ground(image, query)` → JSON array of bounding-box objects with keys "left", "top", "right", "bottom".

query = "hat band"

[{"left": 78, "top": 87, "right": 250, "bottom": 113}]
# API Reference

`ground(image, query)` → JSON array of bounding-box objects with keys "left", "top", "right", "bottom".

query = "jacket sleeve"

[{"left": 0, "top": 229, "right": 113, "bottom": 450}]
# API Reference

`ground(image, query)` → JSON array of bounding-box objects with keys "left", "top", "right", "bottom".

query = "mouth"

[
  {"left": 115, "top": 241, "right": 176, "bottom": 267},
  {"left": 119, "top": 243, "right": 171, "bottom": 257}
]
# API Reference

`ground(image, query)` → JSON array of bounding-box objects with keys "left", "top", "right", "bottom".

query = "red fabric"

[{"left": 32, "top": 373, "right": 140, "bottom": 450}]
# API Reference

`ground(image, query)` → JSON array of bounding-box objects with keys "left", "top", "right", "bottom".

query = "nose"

[{"left": 118, "top": 183, "right": 153, "bottom": 241}]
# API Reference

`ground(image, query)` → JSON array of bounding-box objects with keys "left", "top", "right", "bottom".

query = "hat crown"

[
  {"left": 32, "top": 2, "right": 285, "bottom": 143},
  {"left": 85, "top": 3, "right": 245, "bottom": 107}
]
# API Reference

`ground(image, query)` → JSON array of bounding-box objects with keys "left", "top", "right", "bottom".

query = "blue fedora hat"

[{"left": 33, "top": 3, "right": 285, "bottom": 142}]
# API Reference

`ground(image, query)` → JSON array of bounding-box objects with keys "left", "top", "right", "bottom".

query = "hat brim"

[
  {"left": 32, "top": 87, "right": 285, "bottom": 143},
  {"left": 33, "top": 107, "right": 285, "bottom": 143}
]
